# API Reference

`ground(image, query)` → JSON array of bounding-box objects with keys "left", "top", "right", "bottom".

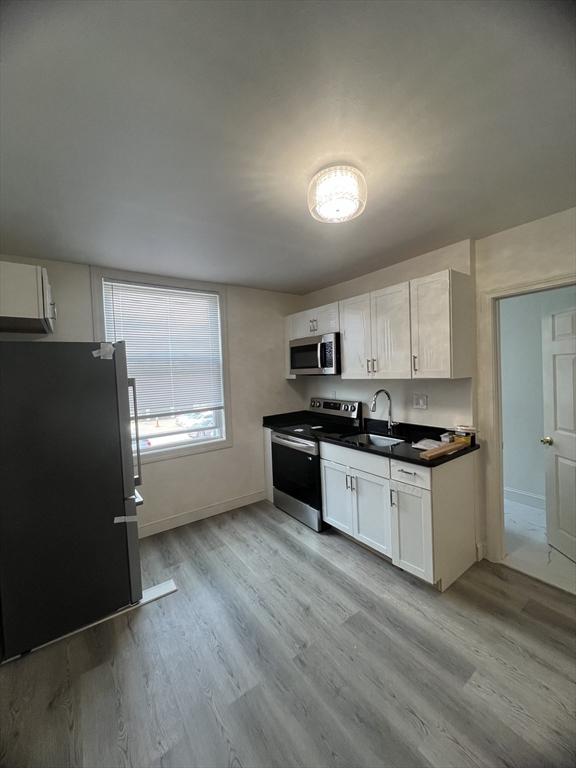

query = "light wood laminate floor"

[{"left": 1, "top": 501, "right": 575, "bottom": 768}]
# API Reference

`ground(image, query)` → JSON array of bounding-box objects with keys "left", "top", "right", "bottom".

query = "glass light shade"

[{"left": 308, "top": 165, "right": 367, "bottom": 223}]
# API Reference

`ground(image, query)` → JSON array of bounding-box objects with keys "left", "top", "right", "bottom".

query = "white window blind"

[{"left": 103, "top": 280, "right": 225, "bottom": 422}]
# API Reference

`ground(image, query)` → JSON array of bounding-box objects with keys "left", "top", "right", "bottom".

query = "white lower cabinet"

[
  {"left": 353, "top": 470, "right": 392, "bottom": 557},
  {"left": 321, "top": 460, "right": 354, "bottom": 535},
  {"left": 320, "top": 443, "right": 477, "bottom": 591},
  {"left": 390, "top": 481, "right": 433, "bottom": 583},
  {"left": 321, "top": 458, "right": 392, "bottom": 557}
]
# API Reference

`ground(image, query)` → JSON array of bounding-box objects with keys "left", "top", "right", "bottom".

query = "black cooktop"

[
  {"left": 262, "top": 399, "right": 362, "bottom": 441},
  {"left": 273, "top": 420, "right": 361, "bottom": 440}
]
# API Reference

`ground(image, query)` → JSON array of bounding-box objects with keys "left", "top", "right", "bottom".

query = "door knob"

[{"left": 540, "top": 436, "right": 554, "bottom": 445}]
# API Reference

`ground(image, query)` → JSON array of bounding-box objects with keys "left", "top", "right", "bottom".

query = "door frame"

[{"left": 479, "top": 271, "right": 576, "bottom": 562}]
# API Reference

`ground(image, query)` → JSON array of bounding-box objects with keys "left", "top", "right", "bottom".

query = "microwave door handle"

[
  {"left": 128, "top": 378, "right": 142, "bottom": 486},
  {"left": 317, "top": 343, "right": 323, "bottom": 370}
]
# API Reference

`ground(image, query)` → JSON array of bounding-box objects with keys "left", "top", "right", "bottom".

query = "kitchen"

[{"left": 1, "top": 1, "right": 575, "bottom": 767}]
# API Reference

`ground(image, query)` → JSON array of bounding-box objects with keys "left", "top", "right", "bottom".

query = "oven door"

[{"left": 271, "top": 433, "right": 321, "bottom": 510}]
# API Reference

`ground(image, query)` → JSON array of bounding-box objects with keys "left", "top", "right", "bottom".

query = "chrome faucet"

[{"left": 370, "top": 389, "right": 398, "bottom": 430}]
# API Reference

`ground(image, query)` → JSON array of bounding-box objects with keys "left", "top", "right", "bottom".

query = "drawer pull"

[{"left": 398, "top": 468, "right": 416, "bottom": 475}]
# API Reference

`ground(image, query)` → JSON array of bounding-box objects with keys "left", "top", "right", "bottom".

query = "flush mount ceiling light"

[{"left": 308, "top": 165, "right": 367, "bottom": 223}]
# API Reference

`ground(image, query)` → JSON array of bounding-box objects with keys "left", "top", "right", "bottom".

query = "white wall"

[
  {"left": 300, "top": 240, "right": 472, "bottom": 308},
  {"left": 303, "top": 377, "right": 472, "bottom": 429},
  {"left": 500, "top": 285, "right": 576, "bottom": 506},
  {"left": 475, "top": 207, "right": 576, "bottom": 560},
  {"left": 0, "top": 253, "right": 306, "bottom": 536}
]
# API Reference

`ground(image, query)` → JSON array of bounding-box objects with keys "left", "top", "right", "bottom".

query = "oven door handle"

[{"left": 271, "top": 432, "right": 319, "bottom": 455}]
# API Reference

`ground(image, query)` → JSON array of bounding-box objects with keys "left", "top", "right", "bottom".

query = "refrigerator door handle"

[{"left": 128, "top": 378, "right": 142, "bottom": 487}]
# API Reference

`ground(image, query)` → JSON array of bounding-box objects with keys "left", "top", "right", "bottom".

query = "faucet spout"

[{"left": 370, "top": 389, "right": 398, "bottom": 430}]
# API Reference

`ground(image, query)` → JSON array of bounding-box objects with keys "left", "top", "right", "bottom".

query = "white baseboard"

[
  {"left": 476, "top": 540, "right": 487, "bottom": 561},
  {"left": 504, "top": 487, "right": 546, "bottom": 510},
  {"left": 138, "top": 490, "right": 266, "bottom": 538}
]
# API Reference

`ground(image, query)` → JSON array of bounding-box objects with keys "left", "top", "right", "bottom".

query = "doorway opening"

[{"left": 499, "top": 284, "right": 576, "bottom": 593}]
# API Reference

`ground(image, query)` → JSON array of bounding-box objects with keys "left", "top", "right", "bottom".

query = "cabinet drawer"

[
  {"left": 390, "top": 460, "right": 431, "bottom": 490},
  {"left": 320, "top": 442, "right": 390, "bottom": 478}
]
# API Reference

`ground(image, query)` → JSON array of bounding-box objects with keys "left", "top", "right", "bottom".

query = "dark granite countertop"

[{"left": 263, "top": 413, "right": 479, "bottom": 468}]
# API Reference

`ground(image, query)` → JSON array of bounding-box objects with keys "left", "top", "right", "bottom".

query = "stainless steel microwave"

[{"left": 289, "top": 333, "right": 341, "bottom": 376}]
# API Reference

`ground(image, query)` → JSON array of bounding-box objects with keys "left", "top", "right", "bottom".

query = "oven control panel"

[{"left": 308, "top": 398, "right": 361, "bottom": 418}]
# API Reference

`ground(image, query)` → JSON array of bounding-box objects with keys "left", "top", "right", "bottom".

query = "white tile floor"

[{"left": 504, "top": 499, "right": 576, "bottom": 594}]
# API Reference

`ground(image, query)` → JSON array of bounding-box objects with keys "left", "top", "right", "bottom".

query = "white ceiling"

[{"left": 1, "top": 1, "right": 574, "bottom": 294}]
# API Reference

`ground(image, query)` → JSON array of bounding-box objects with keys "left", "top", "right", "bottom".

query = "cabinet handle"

[
  {"left": 413, "top": 355, "right": 418, "bottom": 373},
  {"left": 390, "top": 488, "right": 396, "bottom": 506},
  {"left": 310, "top": 319, "right": 313, "bottom": 333},
  {"left": 50, "top": 302, "right": 57, "bottom": 320},
  {"left": 314, "top": 319, "right": 317, "bottom": 332},
  {"left": 372, "top": 358, "right": 377, "bottom": 373},
  {"left": 398, "top": 468, "right": 416, "bottom": 476},
  {"left": 366, "top": 359, "right": 371, "bottom": 374},
  {"left": 351, "top": 475, "right": 356, "bottom": 492}
]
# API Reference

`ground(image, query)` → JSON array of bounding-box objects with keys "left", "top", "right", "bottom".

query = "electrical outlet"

[
  {"left": 413, "top": 394, "right": 428, "bottom": 410},
  {"left": 329, "top": 389, "right": 336, "bottom": 399}
]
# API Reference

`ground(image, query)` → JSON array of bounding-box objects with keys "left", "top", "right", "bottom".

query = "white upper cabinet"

[
  {"left": 410, "top": 269, "right": 472, "bottom": 379},
  {"left": 371, "top": 282, "right": 412, "bottom": 379},
  {"left": 287, "top": 302, "right": 339, "bottom": 339},
  {"left": 0, "top": 261, "right": 56, "bottom": 334},
  {"left": 315, "top": 302, "right": 339, "bottom": 335},
  {"left": 338, "top": 269, "right": 472, "bottom": 380},
  {"left": 339, "top": 294, "right": 372, "bottom": 379},
  {"left": 292, "top": 310, "right": 314, "bottom": 339}
]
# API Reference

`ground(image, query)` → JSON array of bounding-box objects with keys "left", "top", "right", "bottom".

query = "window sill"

[{"left": 140, "top": 436, "right": 233, "bottom": 464}]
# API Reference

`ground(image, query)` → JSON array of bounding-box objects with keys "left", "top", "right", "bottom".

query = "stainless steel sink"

[{"left": 344, "top": 433, "right": 404, "bottom": 447}]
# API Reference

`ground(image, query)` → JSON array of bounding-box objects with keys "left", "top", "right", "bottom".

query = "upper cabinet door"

[
  {"left": 371, "top": 283, "right": 411, "bottom": 379},
  {"left": 293, "top": 311, "right": 314, "bottom": 339},
  {"left": 339, "top": 294, "right": 372, "bottom": 379},
  {"left": 410, "top": 271, "right": 451, "bottom": 378},
  {"left": 315, "top": 302, "right": 339, "bottom": 335}
]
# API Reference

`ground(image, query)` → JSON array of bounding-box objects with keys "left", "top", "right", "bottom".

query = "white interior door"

[
  {"left": 542, "top": 306, "right": 576, "bottom": 562},
  {"left": 371, "top": 282, "right": 412, "bottom": 379},
  {"left": 339, "top": 294, "right": 372, "bottom": 379}
]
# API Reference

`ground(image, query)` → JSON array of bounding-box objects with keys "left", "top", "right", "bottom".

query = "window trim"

[{"left": 90, "top": 266, "right": 232, "bottom": 463}]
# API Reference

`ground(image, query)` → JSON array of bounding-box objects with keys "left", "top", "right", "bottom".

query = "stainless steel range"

[{"left": 269, "top": 398, "right": 361, "bottom": 531}]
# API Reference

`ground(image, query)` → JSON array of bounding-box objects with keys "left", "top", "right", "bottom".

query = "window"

[{"left": 101, "top": 277, "right": 227, "bottom": 458}]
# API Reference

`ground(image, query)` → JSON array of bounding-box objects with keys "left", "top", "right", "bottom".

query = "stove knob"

[
  {"left": 315, "top": 401, "right": 320, "bottom": 407},
  {"left": 342, "top": 404, "right": 349, "bottom": 411},
  {"left": 349, "top": 404, "right": 356, "bottom": 412}
]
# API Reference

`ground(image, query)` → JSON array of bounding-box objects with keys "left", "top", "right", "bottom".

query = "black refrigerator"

[{"left": 0, "top": 341, "right": 143, "bottom": 660}]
